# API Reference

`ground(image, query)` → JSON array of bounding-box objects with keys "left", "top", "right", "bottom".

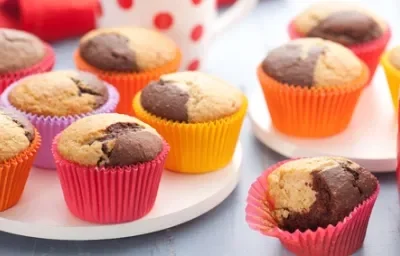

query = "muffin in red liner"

[
  {"left": 287, "top": 3, "right": 391, "bottom": 83},
  {"left": 0, "top": 29, "right": 55, "bottom": 94},
  {"left": 52, "top": 113, "right": 170, "bottom": 224},
  {"left": 246, "top": 158, "right": 379, "bottom": 256}
]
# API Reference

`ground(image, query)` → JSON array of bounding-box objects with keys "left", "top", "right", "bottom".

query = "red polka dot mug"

[{"left": 97, "top": 0, "right": 258, "bottom": 70}]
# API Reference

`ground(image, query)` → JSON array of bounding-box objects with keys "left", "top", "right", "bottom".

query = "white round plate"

[
  {"left": 249, "top": 68, "right": 397, "bottom": 172},
  {"left": 0, "top": 144, "right": 242, "bottom": 240}
]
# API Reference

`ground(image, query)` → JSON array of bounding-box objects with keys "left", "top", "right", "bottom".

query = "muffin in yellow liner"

[
  {"left": 381, "top": 48, "right": 400, "bottom": 111},
  {"left": 132, "top": 71, "right": 247, "bottom": 173}
]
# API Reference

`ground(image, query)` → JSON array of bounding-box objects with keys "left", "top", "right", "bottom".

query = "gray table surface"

[{"left": 0, "top": 0, "right": 399, "bottom": 255}]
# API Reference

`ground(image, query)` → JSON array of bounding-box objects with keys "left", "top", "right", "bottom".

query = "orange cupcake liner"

[
  {"left": 74, "top": 49, "right": 182, "bottom": 115},
  {"left": 133, "top": 93, "right": 248, "bottom": 173},
  {"left": 0, "top": 130, "right": 41, "bottom": 211},
  {"left": 257, "top": 64, "right": 369, "bottom": 138}
]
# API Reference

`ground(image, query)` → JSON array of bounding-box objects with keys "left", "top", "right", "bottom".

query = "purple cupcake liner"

[{"left": 0, "top": 77, "right": 120, "bottom": 169}]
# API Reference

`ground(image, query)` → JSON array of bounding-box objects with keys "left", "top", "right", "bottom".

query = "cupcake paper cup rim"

[
  {"left": 381, "top": 50, "right": 400, "bottom": 78},
  {"left": 245, "top": 159, "right": 380, "bottom": 238}
]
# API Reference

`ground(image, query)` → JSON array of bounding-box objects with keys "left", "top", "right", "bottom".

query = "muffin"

[
  {"left": 246, "top": 157, "right": 379, "bottom": 256},
  {"left": 52, "top": 113, "right": 169, "bottom": 224},
  {"left": 258, "top": 38, "right": 369, "bottom": 137},
  {"left": 133, "top": 71, "right": 247, "bottom": 173},
  {"left": 0, "top": 28, "right": 55, "bottom": 94},
  {"left": 0, "top": 107, "right": 41, "bottom": 211},
  {"left": 0, "top": 70, "right": 119, "bottom": 169},
  {"left": 381, "top": 46, "right": 400, "bottom": 111},
  {"left": 288, "top": 3, "right": 391, "bottom": 81},
  {"left": 74, "top": 27, "right": 182, "bottom": 115}
]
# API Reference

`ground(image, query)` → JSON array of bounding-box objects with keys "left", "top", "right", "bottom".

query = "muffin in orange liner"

[
  {"left": 133, "top": 71, "right": 247, "bottom": 173},
  {"left": 0, "top": 107, "right": 41, "bottom": 211},
  {"left": 74, "top": 27, "right": 181, "bottom": 115},
  {"left": 381, "top": 47, "right": 400, "bottom": 111},
  {"left": 258, "top": 38, "right": 369, "bottom": 138}
]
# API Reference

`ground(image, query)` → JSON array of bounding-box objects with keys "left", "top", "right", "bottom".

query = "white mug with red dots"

[{"left": 97, "top": 0, "right": 258, "bottom": 70}]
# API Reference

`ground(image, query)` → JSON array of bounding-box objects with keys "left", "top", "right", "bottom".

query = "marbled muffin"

[
  {"left": 0, "top": 29, "right": 46, "bottom": 74},
  {"left": 79, "top": 27, "right": 178, "bottom": 73},
  {"left": 140, "top": 71, "right": 244, "bottom": 123},
  {"left": 293, "top": 3, "right": 386, "bottom": 46},
  {"left": 262, "top": 38, "right": 363, "bottom": 87},
  {"left": 8, "top": 70, "right": 109, "bottom": 117},
  {"left": 0, "top": 107, "right": 35, "bottom": 163},
  {"left": 57, "top": 113, "right": 163, "bottom": 167},
  {"left": 267, "top": 157, "right": 377, "bottom": 232}
]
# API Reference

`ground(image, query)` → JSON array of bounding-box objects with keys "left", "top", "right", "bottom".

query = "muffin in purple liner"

[{"left": 0, "top": 70, "right": 119, "bottom": 169}]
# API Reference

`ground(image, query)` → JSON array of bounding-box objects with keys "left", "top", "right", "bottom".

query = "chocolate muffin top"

[
  {"left": 58, "top": 113, "right": 163, "bottom": 167},
  {"left": 140, "top": 71, "right": 243, "bottom": 123},
  {"left": 293, "top": 3, "right": 386, "bottom": 46},
  {"left": 8, "top": 70, "right": 109, "bottom": 117},
  {"left": 79, "top": 27, "right": 177, "bottom": 72},
  {"left": 388, "top": 46, "right": 400, "bottom": 70},
  {"left": 267, "top": 157, "right": 377, "bottom": 232},
  {"left": 0, "top": 107, "right": 35, "bottom": 163},
  {"left": 261, "top": 38, "right": 363, "bottom": 87}
]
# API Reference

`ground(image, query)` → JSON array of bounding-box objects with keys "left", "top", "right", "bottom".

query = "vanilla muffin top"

[
  {"left": 140, "top": 71, "right": 244, "bottom": 123},
  {"left": 57, "top": 113, "right": 163, "bottom": 167},
  {"left": 293, "top": 2, "right": 386, "bottom": 46},
  {"left": 8, "top": 70, "right": 109, "bottom": 117},
  {"left": 389, "top": 46, "right": 400, "bottom": 70},
  {"left": 79, "top": 27, "right": 177, "bottom": 72},
  {"left": 0, "top": 29, "right": 46, "bottom": 74},
  {"left": 0, "top": 107, "right": 35, "bottom": 163},
  {"left": 267, "top": 157, "right": 377, "bottom": 232},
  {"left": 261, "top": 38, "right": 363, "bottom": 87}
]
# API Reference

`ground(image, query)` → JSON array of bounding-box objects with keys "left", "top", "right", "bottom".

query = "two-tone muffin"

[
  {"left": 0, "top": 70, "right": 119, "bottom": 169},
  {"left": 289, "top": 3, "right": 391, "bottom": 80},
  {"left": 53, "top": 113, "right": 169, "bottom": 224},
  {"left": 246, "top": 157, "right": 379, "bottom": 256},
  {"left": 74, "top": 27, "right": 181, "bottom": 115},
  {"left": 0, "top": 107, "right": 40, "bottom": 211},
  {"left": 258, "top": 38, "right": 369, "bottom": 137},
  {"left": 381, "top": 46, "right": 400, "bottom": 111},
  {"left": 133, "top": 71, "right": 247, "bottom": 173},
  {"left": 0, "top": 28, "right": 55, "bottom": 93}
]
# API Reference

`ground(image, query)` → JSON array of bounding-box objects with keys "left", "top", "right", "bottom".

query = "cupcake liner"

[
  {"left": 74, "top": 49, "right": 182, "bottom": 115},
  {"left": 0, "top": 78, "right": 120, "bottom": 170},
  {"left": 288, "top": 21, "right": 391, "bottom": 84},
  {"left": 245, "top": 160, "right": 380, "bottom": 256},
  {"left": 52, "top": 135, "right": 170, "bottom": 224},
  {"left": 133, "top": 93, "right": 248, "bottom": 173},
  {"left": 0, "top": 44, "right": 55, "bottom": 94},
  {"left": 0, "top": 130, "right": 41, "bottom": 211},
  {"left": 381, "top": 51, "right": 400, "bottom": 111},
  {"left": 257, "top": 64, "right": 369, "bottom": 138}
]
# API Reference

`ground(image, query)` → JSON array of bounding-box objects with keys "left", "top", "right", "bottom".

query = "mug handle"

[{"left": 213, "top": 0, "right": 259, "bottom": 36}]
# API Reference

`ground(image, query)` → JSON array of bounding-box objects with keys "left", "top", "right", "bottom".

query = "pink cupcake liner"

[
  {"left": 52, "top": 135, "right": 170, "bottom": 224},
  {"left": 246, "top": 160, "right": 380, "bottom": 256},
  {"left": 287, "top": 21, "right": 391, "bottom": 84},
  {"left": 0, "top": 44, "right": 55, "bottom": 94},
  {"left": 0, "top": 78, "right": 120, "bottom": 169}
]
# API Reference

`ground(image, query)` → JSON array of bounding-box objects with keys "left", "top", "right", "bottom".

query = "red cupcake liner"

[
  {"left": 0, "top": 44, "right": 55, "bottom": 94},
  {"left": 246, "top": 160, "right": 380, "bottom": 256},
  {"left": 288, "top": 21, "right": 391, "bottom": 84},
  {"left": 52, "top": 135, "right": 170, "bottom": 224}
]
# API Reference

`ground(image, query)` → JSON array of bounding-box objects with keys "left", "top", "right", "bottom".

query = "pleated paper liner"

[
  {"left": 0, "top": 44, "right": 55, "bottom": 94},
  {"left": 288, "top": 21, "right": 391, "bottom": 84},
  {"left": 133, "top": 93, "right": 248, "bottom": 173},
  {"left": 257, "top": 64, "right": 369, "bottom": 138},
  {"left": 245, "top": 160, "right": 380, "bottom": 256},
  {"left": 52, "top": 135, "right": 170, "bottom": 224},
  {"left": 381, "top": 50, "right": 400, "bottom": 111},
  {"left": 1, "top": 80, "right": 120, "bottom": 169},
  {"left": 0, "top": 130, "right": 41, "bottom": 212},
  {"left": 74, "top": 49, "right": 182, "bottom": 115}
]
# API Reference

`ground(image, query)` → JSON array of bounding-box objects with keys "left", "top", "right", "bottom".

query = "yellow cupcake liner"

[
  {"left": 133, "top": 93, "right": 248, "bottom": 173},
  {"left": 381, "top": 51, "right": 400, "bottom": 111}
]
